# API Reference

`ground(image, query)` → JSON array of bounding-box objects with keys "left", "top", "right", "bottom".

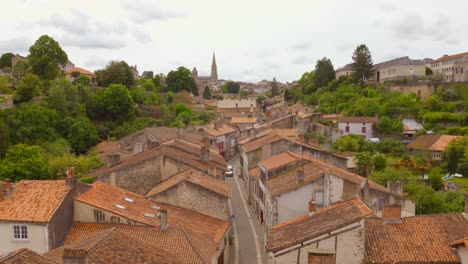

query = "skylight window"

[
  {"left": 150, "top": 205, "right": 160, "bottom": 210},
  {"left": 143, "top": 213, "right": 155, "bottom": 218},
  {"left": 115, "top": 204, "right": 126, "bottom": 210},
  {"left": 124, "top": 197, "right": 134, "bottom": 203}
]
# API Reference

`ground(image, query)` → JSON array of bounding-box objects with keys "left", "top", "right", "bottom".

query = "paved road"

[{"left": 227, "top": 156, "right": 265, "bottom": 264}]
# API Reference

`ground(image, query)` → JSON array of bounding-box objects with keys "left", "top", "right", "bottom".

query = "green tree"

[
  {"left": 0, "top": 144, "right": 49, "bottom": 181},
  {"left": 376, "top": 116, "right": 403, "bottom": 134},
  {"left": 240, "top": 89, "right": 249, "bottom": 99},
  {"left": 333, "top": 135, "right": 361, "bottom": 152},
  {"left": 428, "top": 167, "right": 443, "bottom": 191},
  {"left": 271, "top": 77, "right": 279, "bottom": 96},
  {"left": 356, "top": 152, "right": 373, "bottom": 176},
  {"left": 96, "top": 61, "right": 134, "bottom": 87},
  {"left": 15, "top": 73, "right": 42, "bottom": 102},
  {"left": 140, "top": 78, "right": 157, "bottom": 91},
  {"left": 425, "top": 67, "right": 433, "bottom": 76},
  {"left": 67, "top": 117, "right": 99, "bottom": 154},
  {"left": 47, "top": 78, "right": 81, "bottom": 117},
  {"left": 443, "top": 136, "right": 468, "bottom": 173},
  {"left": 142, "top": 71, "right": 154, "bottom": 79},
  {"left": 102, "top": 84, "right": 136, "bottom": 122},
  {"left": 313, "top": 57, "right": 335, "bottom": 88},
  {"left": 351, "top": 44, "right": 373, "bottom": 86},
  {"left": 0, "top": 52, "right": 13, "bottom": 69},
  {"left": 28, "top": 35, "right": 68, "bottom": 80},
  {"left": 74, "top": 75, "right": 90, "bottom": 86},
  {"left": 203, "top": 86, "right": 212, "bottom": 99},
  {"left": 12, "top": 60, "right": 29, "bottom": 82},
  {"left": 225, "top": 81, "right": 240, "bottom": 94},
  {"left": 0, "top": 119, "right": 9, "bottom": 158},
  {"left": 373, "top": 154, "right": 387, "bottom": 171},
  {"left": 166, "top": 67, "right": 198, "bottom": 96}
]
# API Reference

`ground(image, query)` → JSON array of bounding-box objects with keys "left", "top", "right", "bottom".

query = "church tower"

[
  {"left": 192, "top": 67, "right": 198, "bottom": 77},
  {"left": 211, "top": 52, "right": 218, "bottom": 81}
]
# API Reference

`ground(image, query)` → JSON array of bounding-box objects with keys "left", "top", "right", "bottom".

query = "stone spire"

[
  {"left": 211, "top": 52, "right": 218, "bottom": 81},
  {"left": 192, "top": 67, "right": 198, "bottom": 77}
]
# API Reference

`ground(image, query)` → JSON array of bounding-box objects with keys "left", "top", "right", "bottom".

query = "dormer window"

[
  {"left": 124, "top": 197, "right": 134, "bottom": 203},
  {"left": 12, "top": 224, "right": 28, "bottom": 241}
]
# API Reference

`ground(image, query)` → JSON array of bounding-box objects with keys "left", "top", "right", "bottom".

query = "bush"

[
  {"left": 373, "top": 154, "right": 387, "bottom": 171},
  {"left": 78, "top": 176, "right": 96, "bottom": 184}
]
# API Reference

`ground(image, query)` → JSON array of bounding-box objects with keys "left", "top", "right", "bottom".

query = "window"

[
  {"left": 94, "top": 209, "right": 106, "bottom": 223},
  {"left": 345, "top": 126, "right": 349, "bottom": 133},
  {"left": 361, "top": 126, "right": 367, "bottom": 134},
  {"left": 433, "top": 152, "right": 442, "bottom": 160},
  {"left": 12, "top": 225, "right": 28, "bottom": 240}
]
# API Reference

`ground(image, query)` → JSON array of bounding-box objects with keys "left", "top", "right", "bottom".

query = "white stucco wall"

[
  {"left": 0, "top": 223, "right": 48, "bottom": 255},
  {"left": 338, "top": 122, "right": 374, "bottom": 140},
  {"left": 74, "top": 201, "right": 145, "bottom": 226},
  {"left": 457, "top": 246, "right": 468, "bottom": 264}
]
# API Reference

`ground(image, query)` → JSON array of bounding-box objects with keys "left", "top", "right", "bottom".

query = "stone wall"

[
  {"left": 147, "top": 181, "right": 229, "bottom": 220},
  {"left": 386, "top": 82, "right": 465, "bottom": 100}
]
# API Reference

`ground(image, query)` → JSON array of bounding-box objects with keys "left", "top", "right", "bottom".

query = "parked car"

[{"left": 225, "top": 165, "right": 233, "bottom": 177}]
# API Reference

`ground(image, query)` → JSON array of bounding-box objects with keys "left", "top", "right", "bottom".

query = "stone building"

[
  {"left": 192, "top": 53, "right": 219, "bottom": 94},
  {"left": 453, "top": 57, "right": 468, "bottom": 82},
  {"left": 431, "top": 52, "right": 468, "bottom": 82},
  {"left": 370, "top": 56, "right": 426, "bottom": 83}
]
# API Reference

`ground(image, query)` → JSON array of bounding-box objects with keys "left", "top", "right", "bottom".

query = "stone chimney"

[
  {"left": 387, "top": 181, "right": 403, "bottom": 196},
  {"left": 66, "top": 167, "right": 77, "bottom": 192},
  {"left": 382, "top": 204, "right": 402, "bottom": 221},
  {"left": 159, "top": 210, "right": 168, "bottom": 230},
  {"left": 464, "top": 192, "right": 468, "bottom": 214},
  {"left": 309, "top": 197, "right": 316, "bottom": 213},
  {"left": 296, "top": 170, "right": 304, "bottom": 184},
  {"left": 62, "top": 249, "right": 88, "bottom": 264},
  {"left": 200, "top": 137, "right": 210, "bottom": 163},
  {"left": 106, "top": 154, "right": 121, "bottom": 168}
]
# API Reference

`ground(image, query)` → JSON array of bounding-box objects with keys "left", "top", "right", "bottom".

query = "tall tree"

[
  {"left": 67, "top": 117, "right": 99, "bottom": 154},
  {"left": 271, "top": 77, "right": 279, "bottom": 96},
  {"left": 351, "top": 44, "right": 373, "bottom": 86},
  {"left": 0, "top": 144, "right": 49, "bottom": 181},
  {"left": 47, "top": 78, "right": 81, "bottom": 117},
  {"left": 203, "top": 86, "right": 212, "bottom": 99},
  {"left": 96, "top": 61, "right": 134, "bottom": 88},
  {"left": 0, "top": 52, "right": 13, "bottom": 69},
  {"left": 14, "top": 73, "right": 43, "bottom": 102},
  {"left": 225, "top": 81, "right": 240, "bottom": 94},
  {"left": 313, "top": 57, "right": 335, "bottom": 88},
  {"left": 102, "top": 84, "right": 136, "bottom": 122},
  {"left": 12, "top": 60, "right": 30, "bottom": 82},
  {"left": 28, "top": 35, "right": 68, "bottom": 80},
  {"left": 165, "top": 67, "right": 198, "bottom": 96}
]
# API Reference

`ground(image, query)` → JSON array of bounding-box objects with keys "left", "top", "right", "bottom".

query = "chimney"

[
  {"left": 159, "top": 210, "right": 168, "bottom": 230},
  {"left": 464, "top": 192, "right": 468, "bottom": 214},
  {"left": 296, "top": 170, "right": 304, "bottom": 184},
  {"left": 200, "top": 136, "right": 210, "bottom": 163},
  {"left": 133, "top": 142, "right": 143, "bottom": 154},
  {"left": 62, "top": 249, "right": 88, "bottom": 264},
  {"left": 309, "top": 197, "right": 316, "bottom": 213},
  {"left": 66, "top": 167, "right": 77, "bottom": 192},
  {"left": 387, "top": 181, "right": 403, "bottom": 196},
  {"left": 382, "top": 204, "right": 402, "bottom": 221},
  {"left": 106, "top": 154, "right": 121, "bottom": 168}
]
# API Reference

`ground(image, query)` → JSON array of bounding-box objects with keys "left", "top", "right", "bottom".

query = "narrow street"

[{"left": 227, "top": 156, "right": 266, "bottom": 264}]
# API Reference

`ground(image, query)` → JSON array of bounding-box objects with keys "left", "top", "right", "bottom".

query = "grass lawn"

[{"left": 451, "top": 177, "right": 468, "bottom": 190}]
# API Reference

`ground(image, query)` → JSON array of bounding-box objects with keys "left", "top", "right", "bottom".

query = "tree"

[
  {"left": 443, "top": 136, "right": 468, "bottom": 173},
  {"left": 67, "top": 117, "right": 99, "bottom": 154},
  {"left": 240, "top": 89, "right": 249, "bottom": 99},
  {"left": 428, "top": 167, "right": 443, "bottom": 191},
  {"left": 271, "top": 77, "right": 279, "bottom": 96},
  {"left": 376, "top": 116, "right": 403, "bottom": 134},
  {"left": 373, "top": 154, "right": 388, "bottom": 171},
  {"left": 14, "top": 73, "right": 42, "bottom": 102},
  {"left": 0, "top": 119, "right": 9, "bottom": 158},
  {"left": 225, "top": 81, "right": 240, "bottom": 94},
  {"left": 0, "top": 144, "right": 49, "bottom": 181},
  {"left": 351, "top": 44, "right": 373, "bottom": 86},
  {"left": 139, "top": 78, "right": 157, "bottom": 91},
  {"left": 203, "top": 86, "right": 212, "bottom": 99},
  {"left": 96, "top": 61, "right": 134, "bottom": 87},
  {"left": 425, "top": 67, "right": 433, "bottom": 76},
  {"left": 313, "top": 57, "right": 335, "bottom": 88},
  {"left": 165, "top": 67, "right": 198, "bottom": 96},
  {"left": 333, "top": 135, "right": 361, "bottom": 153},
  {"left": 48, "top": 78, "right": 81, "bottom": 117},
  {"left": 102, "top": 84, "right": 136, "bottom": 122},
  {"left": 356, "top": 152, "right": 373, "bottom": 177},
  {"left": 0, "top": 52, "right": 13, "bottom": 69},
  {"left": 12, "top": 60, "right": 29, "bottom": 82},
  {"left": 28, "top": 35, "right": 68, "bottom": 80}
]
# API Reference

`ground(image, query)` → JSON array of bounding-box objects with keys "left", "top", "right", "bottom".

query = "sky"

[{"left": 0, "top": 0, "right": 467, "bottom": 83}]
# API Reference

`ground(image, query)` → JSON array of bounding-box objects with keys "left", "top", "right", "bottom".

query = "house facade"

[
  {"left": 453, "top": 58, "right": 468, "bottom": 82},
  {"left": 337, "top": 116, "right": 377, "bottom": 140},
  {"left": 335, "top": 63, "right": 352, "bottom": 79},
  {"left": 406, "top": 135, "right": 460, "bottom": 161},
  {"left": 431, "top": 52, "right": 468, "bottom": 82},
  {"left": 371, "top": 56, "right": 425, "bottom": 83},
  {"left": 197, "top": 120, "right": 239, "bottom": 160}
]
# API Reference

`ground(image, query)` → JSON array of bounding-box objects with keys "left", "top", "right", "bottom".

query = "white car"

[{"left": 225, "top": 165, "right": 233, "bottom": 177}]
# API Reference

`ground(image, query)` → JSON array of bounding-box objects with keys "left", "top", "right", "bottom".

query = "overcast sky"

[{"left": 0, "top": 0, "right": 467, "bottom": 82}]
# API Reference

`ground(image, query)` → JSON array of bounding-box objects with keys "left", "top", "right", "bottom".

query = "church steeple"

[{"left": 211, "top": 52, "right": 218, "bottom": 81}]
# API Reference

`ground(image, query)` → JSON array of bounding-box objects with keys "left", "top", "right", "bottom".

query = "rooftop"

[
  {"left": 0, "top": 180, "right": 70, "bottom": 223},
  {"left": 0, "top": 248, "right": 56, "bottom": 264},
  {"left": 64, "top": 67, "right": 96, "bottom": 77},
  {"left": 44, "top": 228, "right": 180, "bottom": 264},
  {"left": 339, "top": 116, "right": 378, "bottom": 124},
  {"left": 365, "top": 213, "right": 468, "bottom": 264},
  {"left": 200, "top": 122, "right": 237, "bottom": 137},
  {"left": 373, "top": 56, "right": 425, "bottom": 70},
  {"left": 407, "top": 135, "right": 460, "bottom": 151},
  {"left": 432, "top": 52, "right": 468, "bottom": 63},
  {"left": 240, "top": 129, "right": 298, "bottom": 153},
  {"left": 146, "top": 168, "right": 231, "bottom": 198},
  {"left": 336, "top": 63, "right": 352, "bottom": 72},
  {"left": 259, "top": 152, "right": 301, "bottom": 171},
  {"left": 75, "top": 181, "right": 230, "bottom": 244},
  {"left": 267, "top": 197, "right": 372, "bottom": 252},
  {"left": 229, "top": 117, "right": 258, "bottom": 124}
]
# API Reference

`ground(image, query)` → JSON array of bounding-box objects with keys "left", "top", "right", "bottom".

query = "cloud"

[
  {"left": 84, "top": 57, "right": 109, "bottom": 69},
  {"left": 391, "top": 12, "right": 453, "bottom": 42},
  {"left": 132, "top": 30, "right": 152, "bottom": 44},
  {"left": 60, "top": 34, "right": 126, "bottom": 49},
  {"left": 121, "top": 0, "right": 187, "bottom": 23},
  {"left": 290, "top": 42, "right": 310, "bottom": 51},
  {"left": 291, "top": 55, "right": 315, "bottom": 65},
  {"left": 39, "top": 9, "right": 90, "bottom": 35},
  {"left": 0, "top": 37, "right": 31, "bottom": 54}
]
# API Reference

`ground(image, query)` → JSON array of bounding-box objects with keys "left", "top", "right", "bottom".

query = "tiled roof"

[
  {"left": 365, "top": 213, "right": 468, "bottom": 264},
  {"left": 336, "top": 63, "right": 352, "bottom": 72},
  {"left": 0, "top": 180, "right": 70, "bottom": 223},
  {"left": 0, "top": 248, "right": 57, "bottom": 264},
  {"left": 240, "top": 129, "right": 298, "bottom": 153},
  {"left": 259, "top": 152, "right": 300, "bottom": 171},
  {"left": 75, "top": 182, "right": 230, "bottom": 244},
  {"left": 407, "top": 135, "right": 460, "bottom": 152},
  {"left": 338, "top": 116, "right": 378, "bottom": 123},
  {"left": 146, "top": 169, "right": 231, "bottom": 198},
  {"left": 44, "top": 228, "right": 180, "bottom": 264},
  {"left": 64, "top": 67, "right": 97, "bottom": 77},
  {"left": 200, "top": 123, "right": 237, "bottom": 137},
  {"left": 230, "top": 117, "right": 258, "bottom": 124},
  {"left": 432, "top": 52, "right": 468, "bottom": 63},
  {"left": 267, "top": 198, "right": 372, "bottom": 252},
  {"left": 322, "top": 114, "right": 343, "bottom": 119},
  {"left": 373, "top": 56, "right": 424, "bottom": 70}
]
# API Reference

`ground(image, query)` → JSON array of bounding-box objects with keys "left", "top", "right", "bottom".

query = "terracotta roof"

[
  {"left": 432, "top": 52, "right": 468, "bottom": 63},
  {"left": 241, "top": 129, "right": 298, "bottom": 153},
  {"left": 0, "top": 180, "right": 70, "bottom": 223},
  {"left": 339, "top": 151, "right": 357, "bottom": 157},
  {"left": 322, "top": 114, "right": 343, "bottom": 119},
  {"left": 64, "top": 67, "right": 96, "bottom": 77},
  {"left": 200, "top": 123, "right": 237, "bottom": 137},
  {"left": 229, "top": 117, "right": 258, "bottom": 124},
  {"left": 146, "top": 169, "right": 230, "bottom": 198},
  {"left": 450, "top": 237, "right": 468, "bottom": 248},
  {"left": 365, "top": 213, "right": 468, "bottom": 264},
  {"left": 75, "top": 182, "right": 230, "bottom": 244},
  {"left": 95, "top": 140, "right": 120, "bottom": 160},
  {"left": 267, "top": 198, "right": 372, "bottom": 252},
  {"left": 62, "top": 223, "right": 215, "bottom": 263},
  {"left": 338, "top": 116, "right": 378, "bottom": 123},
  {"left": 0, "top": 248, "right": 57, "bottom": 264},
  {"left": 259, "top": 152, "right": 300, "bottom": 171},
  {"left": 407, "top": 135, "right": 460, "bottom": 152},
  {"left": 336, "top": 63, "right": 352, "bottom": 72},
  {"left": 44, "top": 228, "right": 180, "bottom": 264}
]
